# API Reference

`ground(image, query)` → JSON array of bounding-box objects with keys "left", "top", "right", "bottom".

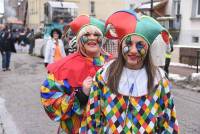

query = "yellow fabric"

[
  {"left": 165, "top": 53, "right": 172, "bottom": 58},
  {"left": 54, "top": 43, "right": 62, "bottom": 62}
]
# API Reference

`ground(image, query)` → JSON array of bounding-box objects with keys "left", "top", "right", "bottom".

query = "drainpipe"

[
  {"left": 150, "top": 0, "right": 153, "bottom": 17},
  {"left": 23, "top": 1, "right": 28, "bottom": 27}
]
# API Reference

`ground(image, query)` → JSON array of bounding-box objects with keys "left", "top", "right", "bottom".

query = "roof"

[{"left": 47, "top": 1, "right": 78, "bottom": 9}]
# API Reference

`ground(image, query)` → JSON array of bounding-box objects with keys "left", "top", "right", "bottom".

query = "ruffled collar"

[
  {"left": 47, "top": 52, "right": 111, "bottom": 87},
  {"left": 87, "top": 55, "right": 109, "bottom": 66}
]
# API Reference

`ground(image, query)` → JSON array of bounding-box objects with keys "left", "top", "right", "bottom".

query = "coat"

[{"left": 44, "top": 39, "right": 66, "bottom": 64}]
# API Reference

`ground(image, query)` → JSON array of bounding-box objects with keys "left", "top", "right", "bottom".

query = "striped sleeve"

[{"left": 40, "top": 74, "right": 82, "bottom": 122}]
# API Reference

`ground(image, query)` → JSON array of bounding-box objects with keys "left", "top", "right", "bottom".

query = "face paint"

[
  {"left": 122, "top": 35, "right": 132, "bottom": 54},
  {"left": 122, "top": 35, "right": 149, "bottom": 69},
  {"left": 123, "top": 36, "right": 147, "bottom": 55},
  {"left": 80, "top": 35, "right": 88, "bottom": 44},
  {"left": 123, "top": 46, "right": 130, "bottom": 54},
  {"left": 125, "top": 35, "right": 132, "bottom": 46},
  {"left": 136, "top": 41, "right": 147, "bottom": 58},
  {"left": 80, "top": 33, "right": 103, "bottom": 47}
]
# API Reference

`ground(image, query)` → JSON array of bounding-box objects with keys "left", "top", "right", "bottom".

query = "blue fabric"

[{"left": 1, "top": 51, "right": 11, "bottom": 69}]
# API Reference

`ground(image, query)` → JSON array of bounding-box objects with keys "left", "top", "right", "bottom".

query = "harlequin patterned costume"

[
  {"left": 80, "top": 67, "right": 179, "bottom": 134},
  {"left": 40, "top": 15, "right": 111, "bottom": 134},
  {"left": 80, "top": 10, "right": 179, "bottom": 133}
]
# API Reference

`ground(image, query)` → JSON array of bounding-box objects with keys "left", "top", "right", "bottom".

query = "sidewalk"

[
  {"left": 169, "top": 64, "right": 197, "bottom": 77},
  {"left": 169, "top": 64, "right": 200, "bottom": 92}
]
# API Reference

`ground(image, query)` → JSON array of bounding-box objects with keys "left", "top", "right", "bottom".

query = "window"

[
  {"left": 90, "top": 1, "right": 95, "bottom": 16},
  {"left": 44, "top": 4, "right": 49, "bottom": 17},
  {"left": 175, "top": 0, "right": 180, "bottom": 15},
  {"left": 172, "top": 0, "right": 181, "bottom": 21},
  {"left": 192, "top": 36, "right": 199, "bottom": 43},
  {"left": 191, "top": 0, "right": 200, "bottom": 18},
  {"left": 129, "top": 4, "right": 134, "bottom": 10},
  {"left": 197, "top": 0, "right": 200, "bottom": 16}
]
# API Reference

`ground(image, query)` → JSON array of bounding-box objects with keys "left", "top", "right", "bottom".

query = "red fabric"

[
  {"left": 161, "top": 31, "right": 170, "bottom": 44},
  {"left": 69, "top": 15, "right": 90, "bottom": 35},
  {"left": 47, "top": 52, "right": 101, "bottom": 87},
  {"left": 105, "top": 11, "right": 137, "bottom": 40}
]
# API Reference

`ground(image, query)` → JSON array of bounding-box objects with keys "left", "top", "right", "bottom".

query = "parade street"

[{"left": 0, "top": 53, "right": 200, "bottom": 134}]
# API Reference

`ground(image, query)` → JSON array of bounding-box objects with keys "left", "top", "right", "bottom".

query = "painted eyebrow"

[
  {"left": 84, "top": 31, "right": 101, "bottom": 36},
  {"left": 84, "top": 32, "right": 90, "bottom": 36},
  {"left": 94, "top": 32, "right": 101, "bottom": 36}
]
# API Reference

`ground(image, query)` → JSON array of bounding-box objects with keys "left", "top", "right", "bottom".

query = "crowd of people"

[
  {"left": 40, "top": 10, "right": 179, "bottom": 134},
  {"left": 0, "top": 24, "right": 37, "bottom": 71}
]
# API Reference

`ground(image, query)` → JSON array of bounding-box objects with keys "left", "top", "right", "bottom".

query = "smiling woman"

[
  {"left": 40, "top": 15, "right": 111, "bottom": 134},
  {"left": 80, "top": 10, "right": 179, "bottom": 134}
]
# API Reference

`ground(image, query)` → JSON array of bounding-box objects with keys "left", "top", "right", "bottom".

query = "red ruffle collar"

[{"left": 47, "top": 52, "right": 110, "bottom": 87}]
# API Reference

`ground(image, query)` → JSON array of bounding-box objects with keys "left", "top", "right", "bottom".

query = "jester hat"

[
  {"left": 64, "top": 15, "right": 105, "bottom": 35},
  {"left": 105, "top": 10, "right": 170, "bottom": 45}
]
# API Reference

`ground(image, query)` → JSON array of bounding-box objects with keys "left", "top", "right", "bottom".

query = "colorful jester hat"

[
  {"left": 105, "top": 10, "right": 170, "bottom": 45},
  {"left": 64, "top": 15, "right": 105, "bottom": 36}
]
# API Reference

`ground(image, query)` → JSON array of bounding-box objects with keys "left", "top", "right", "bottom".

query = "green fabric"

[
  {"left": 90, "top": 17, "right": 105, "bottom": 34},
  {"left": 135, "top": 16, "right": 166, "bottom": 45}
]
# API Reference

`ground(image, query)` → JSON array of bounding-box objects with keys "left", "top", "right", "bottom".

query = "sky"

[{"left": 0, "top": 0, "right": 4, "bottom": 14}]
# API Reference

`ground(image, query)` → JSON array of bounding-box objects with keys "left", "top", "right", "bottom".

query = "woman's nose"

[
  {"left": 88, "top": 34, "right": 96, "bottom": 39},
  {"left": 129, "top": 43, "right": 137, "bottom": 53}
]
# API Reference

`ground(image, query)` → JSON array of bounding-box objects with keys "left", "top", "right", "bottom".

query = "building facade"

[
  {"left": 77, "top": 0, "right": 130, "bottom": 20},
  {"left": 178, "top": 0, "right": 200, "bottom": 46},
  {"left": 27, "top": 0, "right": 134, "bottom": 31},
  {"left": 28, "top": 0, "right": 46, "bottom": 30},
  {"left": 158, "top": 0, "right": 200, "bottom": 65},
  {"left": 140, "top": 0, "right": 200, "bottom": 46},
  {"left": 28, "top": 0, "right": 80, "bottom": 31}
]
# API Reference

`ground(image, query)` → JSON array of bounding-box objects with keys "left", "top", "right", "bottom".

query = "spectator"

[
  {"left": 27, "top": 29, "right": 35, "bottom": 55},
  {"left": 19, "top": 28, "right": 28, "bottom": 52},
  {"left": 164, "top": 36, "right": 174, "bottom": 77},
  {"left": 0, "top": 25, "right": 16, "bottom": 71},
  {"left": 44, "top": 28, "right": 66, "bottom": 67}
]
